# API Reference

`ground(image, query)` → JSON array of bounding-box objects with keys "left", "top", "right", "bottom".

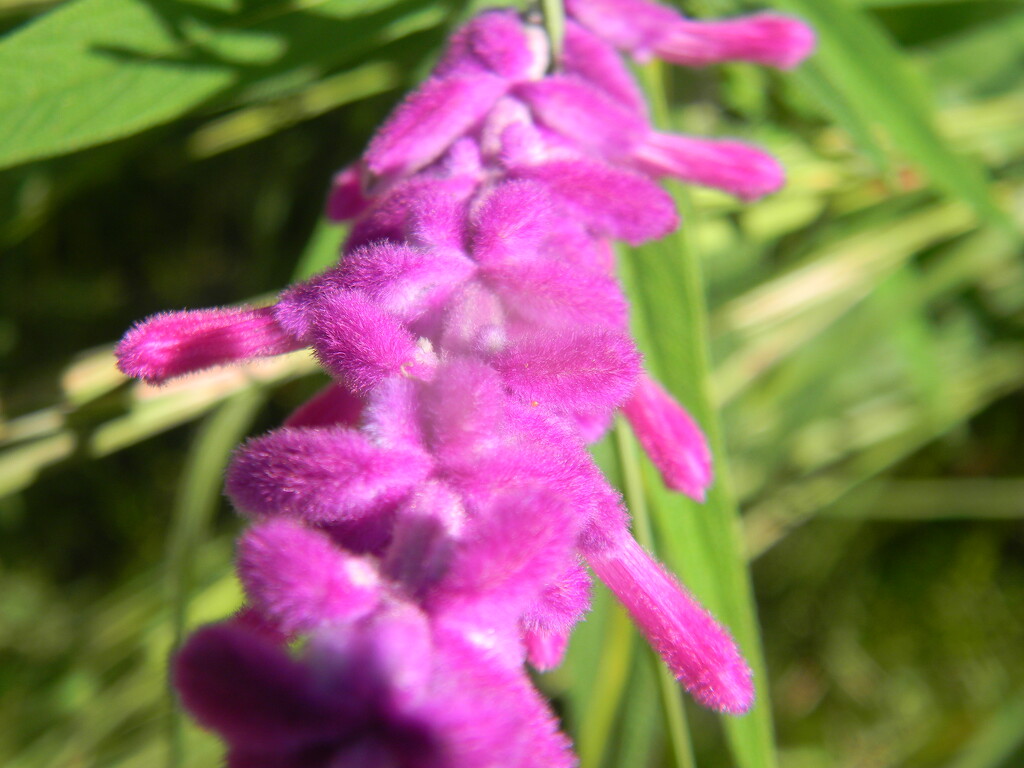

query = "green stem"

[
  {"left": 165, "top": 387, "right": 264, "bottom": 768},
  {"left": 614, "top": 420, "right": 697, "bottom": 768},
  {"left": 620, "top": 60, "right": 778, "bottom": 768},
  {"left": 539, "top": 0, "right": 565, "bottom": 66},
  {"left": 577, "top": 600, "right": 636, "bottom": 768}
]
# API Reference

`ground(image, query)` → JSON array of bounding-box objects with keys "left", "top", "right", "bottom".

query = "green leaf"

[
  {"left": 764, "top": 0, "right": 1014, "bottom": 232},
  {"left": 0, "top": 0, "right": 444, "bottom": 169},
  {"left": 165, "top": 386, "right": 265, "bottom": 767},
  {"left": 622, "top": 61, "right": 779, "bottom": 768}
]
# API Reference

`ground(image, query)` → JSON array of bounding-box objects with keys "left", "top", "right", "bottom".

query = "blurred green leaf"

[
  {"left": 0, "top": 0, "right": 444, "bottom": 169},
  {"left": 165, "top": 387, "right": 265, "bottom": 767},
  {"left": 766, "top": 0, "right": 1014, "bottom": 232}
]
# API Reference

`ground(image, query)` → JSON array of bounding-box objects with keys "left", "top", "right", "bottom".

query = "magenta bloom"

[{"left": 117, "top": 0, "right": 813, "bottom": 763}]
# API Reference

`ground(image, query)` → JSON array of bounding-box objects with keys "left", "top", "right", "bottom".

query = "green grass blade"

[
  {"left": 164, "top": 386, "right": 264, "bottom": 768},
  {"left": 765, "top": 0, "right": 1014, "bottom": 233},
  {"left": 948, "top": 691, "right": 1024, "bottom": 768},
  {"left": 622, "top": 60, "right": 778, "bottom": 768},
  {"left": 614, "top": 421, "right": 696, "bottom": 768}
]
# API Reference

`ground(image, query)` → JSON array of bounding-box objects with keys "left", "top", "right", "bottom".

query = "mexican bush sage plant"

[{"left": 117, "top": 1, "right": 813, "bottom": 764}]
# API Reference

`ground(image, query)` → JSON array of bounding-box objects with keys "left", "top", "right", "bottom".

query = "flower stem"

[
  {"left": 165, "top": 387, "right": 264, "bottom": 768},
  {"left": 623, "top": 59, "right": 778, "bottom": 768},
  {"left": 614, "top": 420, "right": 697, "bottom": 768},
  {"left": 539, "top": 0, "right": 565, "bottom": 65}
]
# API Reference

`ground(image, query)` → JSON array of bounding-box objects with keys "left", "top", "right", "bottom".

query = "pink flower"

[{"left": 115, "top": 1, "right": 815, "bottom": 761}]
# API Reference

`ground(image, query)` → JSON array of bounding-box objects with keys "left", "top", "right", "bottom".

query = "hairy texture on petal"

[
  {"left": 237, "top": 520, "right": 381, "bottom": 635},
  {"left": 307, "top": 603, "right": 435, "bottom": 711},
  {"left": 384, "top": 481, "right": 466, "bottom": 596},
  {"left": 361, "top": 376, "right": 427, "bottom": 451},
  {"left": 623, "top": 374, "right": 713, "bottom": 500},
  {"left": 512, "top": 158, "right": 678, "bottom": 244},
  {"left": 576, "top": 481, "right": 631, "bottom": 555},
  {"left": 337, "top": 243, "right": 476, "bottom": 322},
  {"left": 493, "top": 329, "right": 640, "bottom": 414},
  {"left": 483, "top": 257, "right": 628, "bottom": 330},
  {"left": 310, "top": 290, "right": 434, "bottom": 391},
  {"left": 347, "top": 175, "right": 479, "bottom": 252},
  {"left": 632, "top": 132, "right": 784, "bottom": 201},
  {"left": 226, "top": 427, "right": 431, "bottom": 522},
  {"left": 562, "top": 21, "right": 646, "bottom": 112},
  {"left": 429, "top": 629, "right": 576, "bottom": 768},
  {"left": 446, "top": 403, "right": 608, "bottom": 522},
  {"left": 284, "top": 385, "right": 364, "bottom": 429},
  {"left": 325, "top": 164, "right": 369, "bottom": 222},
  {"left": 566, "top": 0, "right": 678, "bottom": 55},
  {"left": 522, "top": 628, "right": 570, "bottom": 672},
  {"left": 469, "top": 180, "right": 555, "bottom": 266},
  {"left": 435, "top": 9, "right": 540, "bottom": 80},
  {"left": 435, "top": 487, "right": 582, "bottom": 626},
  {"left": 521, "top": 561, "right": 592, "bottom": 635},
  {"left": 116, "top": 306, "right": 302, "bottom": 383},
  {"left": 439, "top": 282, "right": 507, "bottom": 356},
  {"left": 365, "top": 74, "right": 508, "bottom": 182},
  {"left": 516, "top": 76, "right": 646, "bottom": 159},
  {"left": 654, "top": 14, "right": 815, "bottom": 70},
  {"left": 540, "top": 216, "right": 616, "bottom": 273},
  {"left": 420, "top": 357, "right": 507, "bottom": 464},
  {"left": 587, "top": 527, "right": 754, "bottom": 714},
  {"left": 406, "top": 194, "right": 471, "bottom": 252},
  {"left": 173, "top": 623, "right": 339, "bottom": 752}
]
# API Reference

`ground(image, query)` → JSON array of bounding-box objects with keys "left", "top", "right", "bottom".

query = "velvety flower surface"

[{"left": 118, "top": 1, "right": 812, "bottom": 764}]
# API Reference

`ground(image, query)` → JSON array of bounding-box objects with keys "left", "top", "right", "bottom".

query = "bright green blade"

[{"left": 765, "top": 0, "right": 1014, "bottom": 233}]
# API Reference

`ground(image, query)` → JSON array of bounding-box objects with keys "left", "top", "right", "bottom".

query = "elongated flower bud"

[
  {"left": 116, "top": 306, "right": 301, "bottom": 383},
  {"left": 623, "top": 373, "right": 713, "bottom": 500},
  {"left": 586, "top": 525, "right": 754, "bottom": 714}
]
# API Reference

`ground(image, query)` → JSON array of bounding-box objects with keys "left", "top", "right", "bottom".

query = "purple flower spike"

[
  {"left": 654, "top": 14, "right": 816, "bottom": 70},
  {"left": 623, "top": 373, "right": 713, "bottom": 500},
  {"left": 633, "top": 132, "right": 785, "bottom": 201},
  {"left": 116, "top": 1, "right": 814, "bottom": 757},
  {"left": 226, "top": 426, "right": 431, "bottom": 522},
  {"left": 587, "top": 525, "right": 754, "bottom": 714},
  {"left": 116, "top": 306, "right": 302, "bottom": 383},
  {"left": 237, "top": 519, "right": 382, "bottom": 635}
]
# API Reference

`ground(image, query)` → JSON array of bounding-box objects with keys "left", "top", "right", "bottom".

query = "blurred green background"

[{"left": 1, "top": 0, "right": 1022, "bottom": 766}]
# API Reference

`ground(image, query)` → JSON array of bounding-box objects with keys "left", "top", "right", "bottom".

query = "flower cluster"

[{"left": 117, "top": 2, "right": 812, "bottom": 765}]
